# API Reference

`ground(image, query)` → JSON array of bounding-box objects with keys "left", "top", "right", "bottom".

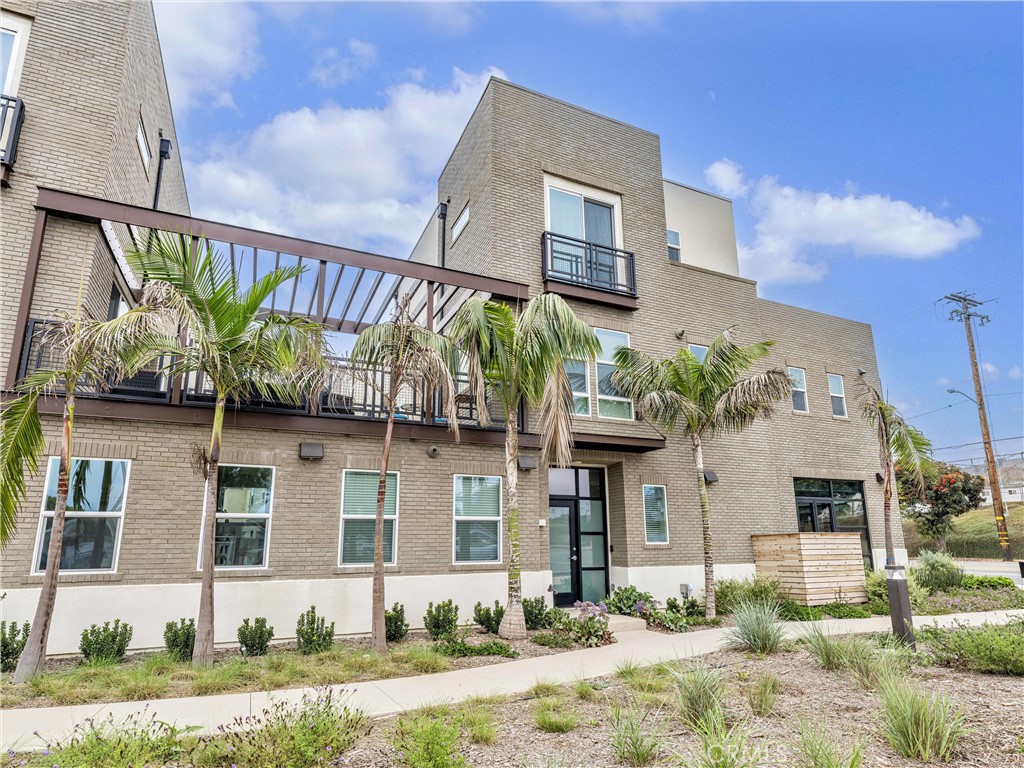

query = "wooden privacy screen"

[{"left": 751, "top": 533, "right": 867, "bottom": 606}]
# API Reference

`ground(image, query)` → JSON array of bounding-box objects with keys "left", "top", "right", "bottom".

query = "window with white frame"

[
  {"left": 1, "top": 13, "right": 32, "bottom": 96},
  {"left": 828, "top": 373, "right": 847, "bottom": 417},
  {"left": 595, "top": 328, "right": 633, "bottom": 420},
  {"left": 789, "top": 367, "right": 808, "bottom": 413},
  {"left": 453, "top": 475, "right": 501, "bottom": 563},
  {"left": 33, "top": 458, "right": 128, "bottom": 573},
  {"left": 340, "top": 470, "right": 398, "bottom": 565},
  {"left": 564, "top": 359, "right": 590, "bottom": 415},
  {"left": 451, "top": 203, "right": 469, "bottom": 242},
  {"left": 136, "top": 119, "right": 151, "bottom": 170},
  {"left": 642, "top": 484, "right": 668, "bottom": 544},
  {"left": 199, "top": 465, "right": 274, "bottom": 569},
  {"left": 667, "top": 229, "right": 681, "bottom": 262},
  {"left": 688, "top": 343, "right": 709, "bottom": 364}
]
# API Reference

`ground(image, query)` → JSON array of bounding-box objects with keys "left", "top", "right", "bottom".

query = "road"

[{"left": 909, "top": 557, "right": 1024, "bottom": 587}]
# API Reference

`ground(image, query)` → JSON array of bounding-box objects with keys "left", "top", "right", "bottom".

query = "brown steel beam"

[
  {"left": 542, "top": 279, "right": 638, "bottom": 311},
  {"left": 6, "top": 210, "right": 48, "bottom": 390},
  {"left": 571, "top": 432, "right": 665, "bottom": 453}
]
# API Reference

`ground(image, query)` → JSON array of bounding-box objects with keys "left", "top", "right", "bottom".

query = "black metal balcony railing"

[
  {"left": 542, "top": 231, "right": 637, "bottom": 297},
  {"left": 1, "top": 94, "right": 25, "bottom": 176}
]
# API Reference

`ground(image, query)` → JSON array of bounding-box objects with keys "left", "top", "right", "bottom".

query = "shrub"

[
  {"left": 1, "top": 620, "right": 30, "bottom": 673},
  {"left": 424, "top": 600, "right": 459, "bottom": 640},
  {"left": 164, "top": 618, "right": 195, "bottom": 662},
  {"left": 715, "top": 576, "right": 782, "bottom": 615},
  {"left": 644, "top": 609, "right": 689, "bottom": 633},
  {"left": 473, "top": 600, "right": 505, "bottom": 634},
  {"left": 800, "top": 625, "right": 850, "bottom": 671},
  {"left": 910, "top": 551, "right": 965, "bottom": 594},
  {"left": 919, "top": 585, "right": 1024, "bottom": 615},
  {"left": 523, "top": 597, "right": 553, "bottom": 630},
  {"left": 864, "top": 568, "right": 928, "bottom": 610},
  {"left": 392, "top": 712, "right": 467, "bottom": 768},
  {"left": 385, "top": 602, "right": 409, "bottom": 643},
  {"left": 666, "top": 596, "right": 705, "bottom": 617},
  {"left": 238, "top": 617, "right": 274, "bottom": 657},
  {"left": 961, "top": 574, "right": 1016, "bottom": 590},
  {"left": 554, "top": 601, "right": 614, "bottom": 647},
  {"left": 865, "top": 598, "right": 889, "bottom": 615},
  {"left": 531, "top": 631, "right": 574, "bottom": 649},
  {"left": 574, "top": 679, "right": 598, "bottom": 701},
  {"left": 747, "top": 672, "right": 782, "bottom": 716},
  {"left": 296, "top": 606, "right": 334, "bottom": 655},
  {"left": 777, "top": 599, "right": 823, "bottom": 622},
  {"left": 726, "top": 599, "right": 783, "bottom": 654},
  {"left": 605, "top": 585, "right": 656, "bottom": 616},
  {"left": 610, "top": 699, "right": 665, "bottom": 765},
  {"left": 878, "top": 679, "right": 969, "bottom": 762},
  {"left": 918, "top": 617, "right": 1024, "bottom": 675},
  {"left": 534, "top": 697, "right": 578, "bottom": 733},
  {"left": 36, "top": 710, "right": 194, "bottom": 767},
  {"left": 80, "top": 619, "right": 133, "bottom": 663},
  {"left": 818, "top": 602, "right": 871, "bottom": 619},
  {"left": 671, "top": 662, "right": 725, "bottom": 729},
  {"left": 793, "top": 718, "right": 864, "bottom": 768},
  {"left": 435, "top": 633, "right": 517, "bottom": 658},
  {"left": 686, "top": 709, "right": 763, "bottom": 768},
  {"left": 845, "top": 642, "right": 911, "bottom": 690}
]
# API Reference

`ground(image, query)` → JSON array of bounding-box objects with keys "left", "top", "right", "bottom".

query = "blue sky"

[{"left": 154, "top": 1, "right": 1023, "bottom": 470}]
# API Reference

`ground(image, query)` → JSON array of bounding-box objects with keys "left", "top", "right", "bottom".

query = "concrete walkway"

[{"left": 2, "top": 609, "right": 1021, "bottom": 751}]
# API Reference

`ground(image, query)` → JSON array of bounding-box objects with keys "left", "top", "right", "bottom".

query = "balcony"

[
  {"left": 1, "top": 94, "right": 26, "bottom": 187},
  {"left": 541, "top": 231, "right": 637, "bottom": 310}
]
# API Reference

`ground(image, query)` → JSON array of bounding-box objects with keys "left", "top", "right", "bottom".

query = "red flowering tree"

[{"left": 897, "top": 461, "right": 985, "bottom": 550}]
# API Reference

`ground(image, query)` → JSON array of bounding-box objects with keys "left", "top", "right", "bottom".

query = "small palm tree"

[
  {"left": 3, "top": 308, "right": 167, "bottom": 682},
  {"left": 450, "top": 293, "right": 599, "bottom": 639},
  {"left": 349, "top": 298, "right": 461, "bottom": 653},
  {"left": 612, "top": 330, "right": 791, "bottom": 617},
  {"left": 859, "top": 379, "right": 935, "bottom": 565},
  {"left": 126, "top": 232, "right": 329, "bottom": 666}
]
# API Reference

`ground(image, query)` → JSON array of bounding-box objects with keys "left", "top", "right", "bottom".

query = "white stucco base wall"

[
  {"left": 609, "top": 563, "right": 757, "bottom": 604},
  {"left": 871, "top": 548, "right": 909, "bottom": 568},
  {"left": 1, "top": 570, "right": 554, "bottom": 655}
]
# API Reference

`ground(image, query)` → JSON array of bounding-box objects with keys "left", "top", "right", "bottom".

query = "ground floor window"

[
  {"left": 34, "top": 457, "right": 128, "bottom": 573},
  {"left": 453, "top": 475, "right": 501, "bottom": 563},
  {"left": 340, "top": 470, "right": 398, "bottom": 565},
  {"left": 794, "top": 478, "right": 871, "bottom": 566},
  {"left": 642, "top": 484, "right": 668, "bottom": 543},
  {"left": 201, "top": 465, "right": 274, "bottom": 568}
]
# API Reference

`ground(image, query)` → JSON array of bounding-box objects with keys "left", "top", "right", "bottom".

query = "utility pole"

[{"left": 944, "top": 292, "right": 1013, "bottom": 561}]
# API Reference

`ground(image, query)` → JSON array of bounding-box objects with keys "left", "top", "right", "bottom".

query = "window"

[
  {"left": 828, "top": 373, "right": 847, "bottom": 417},
  {"left": 688, "top": 344, "right": 708, "bottom": 364},
  {"left": 642, "top": 485, "right": 668, "bottom": 544},
  {"left": 595, "top": 328, "right": 633, "bottom": 420},
  {"left": 451, "top": 204, "right": 469, "bottom": 243},
  {"left": 199, "top": 465, "right": 274, "bottom": 569},
  {"left": 794, "top": 478, "right": 871, "bottom": 567},
  {"left": 136, "top": 119, "right": 151, "bottom": 170},
  {"left": 545, "top": 175, "right": 624, "bottom": 292},
  {"left": 453, "top": 475, "right": 501, "bottom": 563},
  {"left": 1, "top": 13, "right": 31, "bottom": 96},
  {"left": 789, "top": 367, "right": 808, "bottom": 413},
  {"left": 564, "top": 359, "right": 590, "bottom": 415},
  {"left": 667, "top": 229, "right": 681, "bottom": 262},
  {"left": 33, "top": 458, "right": 128, "bottom": 573},
  {"left": 340, "top": 470, "right": 398, "bottom": 565}
]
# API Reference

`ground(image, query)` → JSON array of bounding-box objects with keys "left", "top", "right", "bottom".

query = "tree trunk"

[
  {"left": 193, "top": 397, "right": 224, "bottom": 667},
  {"left": 370, "top": 411, "right": 395, "bottom": 654},
  {"left": 883, "top": 459, "right": 896, "bottom": 566},
  {"left": 936, "top": 531, "right": 947, "bottom": 553},
  {"left": 498, "top": 408, "right": 527, "bottom": 640},
  {"left": 693, "top": 436, "right": 717, "bottom": 619},
  {"left": 14, "top": 395, "right": 75, "bottom": 683}
]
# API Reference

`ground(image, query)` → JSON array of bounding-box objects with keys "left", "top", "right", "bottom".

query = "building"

[{"left": 0, "top": 3, "right": 900, "bottom": 654}]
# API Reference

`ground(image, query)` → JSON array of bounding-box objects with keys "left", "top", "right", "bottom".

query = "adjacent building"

[{"left": 0, "top": 2, "right": 901, "bottom": 653}]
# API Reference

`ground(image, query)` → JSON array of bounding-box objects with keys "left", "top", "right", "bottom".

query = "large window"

[
  {"left": 789, "top": 367, "right": 808, "bottom": 413},
  {"left": 200, "top": 465, "right": 274, "bottom": 569},
  {"left": 595, "top": 328, "right": 633, "bottom": 420},
  {"left": 642, "top": 485, "right": 668, "bottom": 544},
  {"left": 453, "top": 475, "right": 501, "bottom": 563},
  {"left": 1, "top": 13, "right": 31, "bottom": 96},
  {"left": 564, "top": 359, "right": 590, "bottom": 415},
  {"left": 340, "top": 470, "right": 398, "bottom": 565},
  {"left": 828, "top": 373, "right": 847, "bottom": 417},
  {"left": 33, "top": 458, "right": 128, "bottom": 573},
  {"left": 794, "top": 478, "right": 871, "bottom": 566}
]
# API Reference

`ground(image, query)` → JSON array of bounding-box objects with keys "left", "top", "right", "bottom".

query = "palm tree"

[
  {"left": 612, "top": 330, "right": 791, "bottom": 618},
  {"left": 859, "top": 379, "right": 934, "bottom": 565},
  {"left": 348, "top": 298, "right": 461, "bottom": 653},
  {"left": 450, "top": 294, "right": 599, "bottom": 639},
  {"left": 126, "top": 232, "right": 329, "bottom": 667},
  {"left": 3, "top": 308, "right": 167, "bottom": 682}
]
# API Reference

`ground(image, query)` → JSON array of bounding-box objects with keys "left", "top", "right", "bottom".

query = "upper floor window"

[
  {"left": 667, "top": 229, "right": 681, "bottom": 262},
  {"left": 136, "top": 119, "right": 151, "bottom": 170},
  {"left": 688, "top": 344, "right": 708, "bottom": 364},
  {"left": 451, "top": 203, "right": 469, "bottom": 243},
  {"left": 565, "top": 359, "right": 590, "bottom": 415},
  {"left": 789, "top": 367, "right": 808, "bottom": 413},
  {"left": 340, "top": 470, "right": 398, "bottom": 565},
  {"left": 548, "top": 186, "right": 616, "bottom": 247},
  {"left": 33, "top": 458, "right": 129, "bottom": 573},
  {"left": 828, "top": 373, "right": 847, "bottom": 417},
  {"left": 595, "top": 328, "right": 633, "bottom": 420},
  {"left": 1, "top": 13, "right": 31, "bottom": 96},
  {"left": 199, "top": 465, "right": 275, "bottom": 569}
]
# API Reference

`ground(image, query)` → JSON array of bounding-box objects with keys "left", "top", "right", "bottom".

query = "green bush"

[
  {"left": 864, "top": 569, "right": 927, "bottom": 610},
  {"left": 777, "top": 598, "right": 823, "bottom": 622},
  {"left": 793, "top": 718, "right": 864, "bottom": 768},
  {"left": 551, "top": 601, "right": 613, "bottom": 647},
  {"left": 1, "top": 620, "right": 30, "bottom": 673},
  {"left": 666, "top": 596, "right": 705, "bottom": 617},
  {"left": 918, "top": 617, "right": 1024, "bottom": 675},
  {"left": 523, "top": 597, "right": 553, "bottom": 630},
  {"left": 910, "top": 551, "right": 965, "bottom": 594},
  {"left": 80, "top": 619, "right": 133, "bottom": 663},
  {"left": 385, "top": 602, "right": 409, "bottom": 643},
  {"left": 747, "top": 672, "right": 782, "bottom": 717},
  {"left": 715, "top": 576, "right": 782, "bottom": 615},
  {"left": 919, "top": 585, "right": 1024, "bottom": 615},
  {"left": 961, "top": 574, "right": 1017, "bottom": 590},
  {"left": 726, "top": 599, "right": 784, "bottom": 654},
  {"left": 530, "top": 631, "right": 574, "bottom": 649},
  {"left": 878, "top": 679, "right": 969, "bottom": 762},
  {"left": 644, "top": 609, "right": 689, "bottom": 633},
  {"left": 605, "top": 585, "right": 656, "bottom": 616},
  {"left": 424, "top": 600, "right": 459, "bottom": 640},
  {"left": 472, "top": 600, "right": 505, "bottom": 634},
  {"left": 296, "top": 606, "right": 335, "bottom": 655},
  {"left": 164, "top": 618, "right": 195, "bottom": 662},
  {"left": 392, "top": 712, "right": 467, "bottom": 768},
  {"left": 435, "top": 634, "right": 517, "bottom": 658},
  {"left": 818, "top": 602, "right": 871, "bottom": 619},
  {"left": 866, "top": 598, "right": 889, "bottom": 615},
  {"left": 238, "top": 617, "right": 274, "bottom": 657},
  {"left": 671, "top": 662, "right": 725, "bottom": 729},
  {"left": 35, "top": 710, "right": 194, "bottom": 767}
]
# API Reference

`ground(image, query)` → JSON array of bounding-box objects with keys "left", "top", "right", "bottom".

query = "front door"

[{"left": 548, "top": 467, "right": 609, "bottom": 607}]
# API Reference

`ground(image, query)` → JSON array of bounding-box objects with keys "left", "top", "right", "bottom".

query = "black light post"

[{"left": 885, "top": 564, "right": 915, "bottom": 649}]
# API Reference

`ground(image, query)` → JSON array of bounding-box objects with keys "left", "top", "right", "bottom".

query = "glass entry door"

[{"left": 548, "top": 468, "right": 609, "bottom": 607}]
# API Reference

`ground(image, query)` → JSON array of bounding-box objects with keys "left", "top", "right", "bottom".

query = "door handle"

[{"left": 570, "top": 555, "right": 578, "bottom": 561}]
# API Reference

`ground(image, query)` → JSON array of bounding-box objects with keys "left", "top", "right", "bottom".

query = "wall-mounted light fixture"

[
  {"left": 674, "top": 328, "right": 686, "bottom": 339},
  {"left": 426, "top": 445, "right": 441, "bottom": 458},
  {"left": 703, "top": 470, "right": 719, "bottom": 485},
  {"left": 298, "top": 442, "right": 324, "bottom": 461},
  {"left": 875, "top": 472, "right": 885, "bottom": 484},
  {"left": 518, "top": 456, "right": 537, "bottom": 471}
]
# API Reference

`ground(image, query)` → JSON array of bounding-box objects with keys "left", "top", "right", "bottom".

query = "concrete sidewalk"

[{"left": 2, "top": 609, "right": 1020, "bottom": 751}]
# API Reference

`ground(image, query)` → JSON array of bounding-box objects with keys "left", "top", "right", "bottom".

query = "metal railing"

[
  {"left": 542, "top": 231, "right": 637, "bottom": 297},
  {"left": 1, "top": 94, "right": 25, "bottom": 171}
]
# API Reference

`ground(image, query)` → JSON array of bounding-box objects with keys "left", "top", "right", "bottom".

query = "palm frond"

[
  {"left": 612, "top": 346, "right": 698, "bottom": 433},
  {"left": 0, "top": 385, "right": 49, "bottom": 547},
  {"left": 859, "top": 379, "right": 934, "bottom": 498},
  {"left": 537, "top": 364, "right": 575, "bottom": 467},
  {"left": 705, "top": 368, "right": 792, "bottom": 436}
]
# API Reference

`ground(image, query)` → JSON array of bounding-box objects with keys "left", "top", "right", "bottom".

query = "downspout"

[
  {"left": 152, "top": 136, "right": 173, "bottom": 210},
  {"left": 437, "top": 199, "right": 448, "bottom": 322}
]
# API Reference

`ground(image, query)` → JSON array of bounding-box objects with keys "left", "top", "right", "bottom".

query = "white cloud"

[
  {"left": 310, "top": 39, "right": 378, "bottom": 88},
  {"left": 1009, "top": 365, "right": 1023, "bottom": 381},
  {"left": 187, "top": 67, "right": 504, "bottom": 254},
  {"left": 702, "top": 159, "right": 983, "bottom": 284},
  {"left": 153, "top": 1, "right": 261, "bottom": 115},
  {"left": 558, "top": 1, "right": 668, "bottom": 28},
  {"left": 982, "top": 362, "right": 999, "bottom": 378},
  {"left": 935, "top": 377, "right": 953, "bottom": 388}
]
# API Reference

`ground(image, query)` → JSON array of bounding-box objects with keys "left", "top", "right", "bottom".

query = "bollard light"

[{"left": 885, "top": 564, "right": 916, "bottom": 649}]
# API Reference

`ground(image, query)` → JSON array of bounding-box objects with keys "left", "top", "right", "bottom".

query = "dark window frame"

[{"left": 793, "top": 477, "right": 872, "bottom": 567}]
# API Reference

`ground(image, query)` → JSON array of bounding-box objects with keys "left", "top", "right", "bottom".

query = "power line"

[
  {"left": 931, "top": 435, "right": 1024, "bottom": 451},
  {"left": 906, "top": 392, "right": 1022, "bottom": 421}
]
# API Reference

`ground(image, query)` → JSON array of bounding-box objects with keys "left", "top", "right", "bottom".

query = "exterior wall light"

[
  {"left": 298, "top": 442, "right": 324, "bottom": 461},
  {"left": 703, "top": 470, "right": 719, "bottom": 485}
]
